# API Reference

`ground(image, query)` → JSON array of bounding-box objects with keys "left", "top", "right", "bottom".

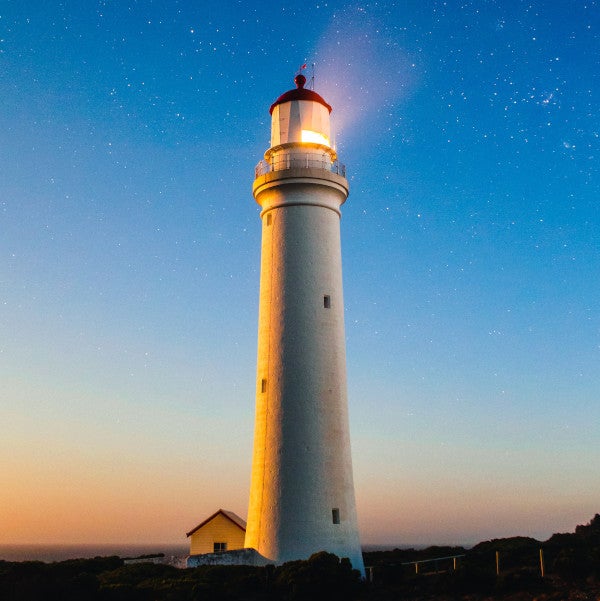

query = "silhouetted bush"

[
  {"left": 99, "top": 561, "right": 180, "bottom": 587},
  {"left": 272, "top": 552, "right": 362, "bottom": 601},
  {"left": 0, "top": 558, "right": 116, "bottom": 601},
  {"left": 448, "top": 563, "right": 497, "bottom": 595},
  {"left": 188, "top": 564, "right": 266, "bottom": 600},
  {"left": 495, "top": 567, "right": 545, "bottom": 594}
]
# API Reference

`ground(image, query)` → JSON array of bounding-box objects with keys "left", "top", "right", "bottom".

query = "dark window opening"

[
  {"left": 332, "top": 508, "right": 340, "bottom": 524},
  {"left": 214, "top": 542, "right": 227, "bottom": 553},
  {"left": 266, "top": 214, "right": 272, "bottom": 226},
  {"left": 261, "top": 379, "right": 267, "bottom": 393},
  {"left": 324, "top": 295, "right": 331, "bottom": 309}
]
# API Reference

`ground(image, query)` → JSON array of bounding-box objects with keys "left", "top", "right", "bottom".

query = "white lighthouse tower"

[{"left": 245, "top": 73, "right": 364, "bottom": 575}]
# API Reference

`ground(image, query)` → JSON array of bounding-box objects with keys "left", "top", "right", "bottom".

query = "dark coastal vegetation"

[{"left": 1, "top": 514, "right": 598, "bottom": 600}]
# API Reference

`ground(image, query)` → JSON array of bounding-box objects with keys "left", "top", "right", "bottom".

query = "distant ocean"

[
  {"left": 361, "top": 544, "right": 434, "bottom": 552},
  {"left": 0, "top": 544, "right": 189, "bottom": 563},
  {"left": 0, "top": 543, "right": 444, "bottom": 563}
]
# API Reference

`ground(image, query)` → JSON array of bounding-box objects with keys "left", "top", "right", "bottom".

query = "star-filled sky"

[{"left": 1, "top": 0, "right": 599, "bottom": 547}]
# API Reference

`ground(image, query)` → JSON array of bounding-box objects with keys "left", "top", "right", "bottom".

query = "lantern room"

[{"left": 267, "top": 74, "right": 335, "bottom": 159}]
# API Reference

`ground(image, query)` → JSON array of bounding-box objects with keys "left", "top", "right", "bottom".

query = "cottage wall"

[{"left": 189, "top": 513, "right": 246, "bottom": 555}]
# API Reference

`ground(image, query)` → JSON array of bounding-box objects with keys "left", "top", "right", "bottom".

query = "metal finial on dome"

[
  {"left": 294, "top": 73, "right": 306, "bottom": 89},
  {"left": 269, "top": 73, "right": 331, "bottom": 115}
]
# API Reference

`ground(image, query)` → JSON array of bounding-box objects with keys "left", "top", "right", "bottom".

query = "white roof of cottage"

[{"left": 186, "top": 508, "right": 247, "bottom": 538}]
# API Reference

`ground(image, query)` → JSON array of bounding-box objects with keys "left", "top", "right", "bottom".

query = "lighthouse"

[{"left": 245, "top": 73, "right": 364, "bottom": 575}]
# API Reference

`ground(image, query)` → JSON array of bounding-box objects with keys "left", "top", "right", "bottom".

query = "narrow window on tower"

[
  {"left": 266, "top": 213, "right": 272, "bottom": 226},
  {"left": 332, "top": 508, "right": 340, "bottom": 524},
  {"left": 323, "top": 295, "right": 331, "bottom": 309},
  {"left": 261, "top": 379, "right": 267, "bottom": 393}
]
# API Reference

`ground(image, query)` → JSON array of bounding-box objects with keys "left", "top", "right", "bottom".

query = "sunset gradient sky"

[{"left": 1, "top": 0, "right": 599, "bottom": 547}]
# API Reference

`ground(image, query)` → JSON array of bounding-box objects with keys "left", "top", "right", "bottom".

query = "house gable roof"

[{"left": 186, "top": 509, "right": 247, "bottom": 538}]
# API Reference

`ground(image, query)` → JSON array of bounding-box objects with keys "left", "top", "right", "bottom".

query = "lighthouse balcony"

[{"left": 255, "top": 155, "right": 346, "bottom": 179}]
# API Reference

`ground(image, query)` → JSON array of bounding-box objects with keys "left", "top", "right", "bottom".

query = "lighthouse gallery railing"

[{"left": 255, "top": 155, "right": 346, "bottom": 179}]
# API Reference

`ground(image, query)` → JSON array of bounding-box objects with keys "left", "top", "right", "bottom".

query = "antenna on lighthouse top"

[
  {"left": 308, "top": 63, "right": 315, "bottom": 90},
  {"left": 295, "top": 62, "right": 316, "bottom": 90},
  {"left": 309, "top": 63, "right": 316, "bottom": 90}
]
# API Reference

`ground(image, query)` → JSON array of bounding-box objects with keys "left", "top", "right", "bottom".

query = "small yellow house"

[{"left": 186, "top": 509, "right": 247, "bottom": 555}]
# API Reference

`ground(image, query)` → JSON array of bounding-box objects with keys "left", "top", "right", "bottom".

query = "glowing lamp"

[{"left": 301, "top": 129, "right": 330, "bottom": 147}]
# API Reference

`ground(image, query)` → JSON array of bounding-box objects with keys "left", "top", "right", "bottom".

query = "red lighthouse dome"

[{"left": 269, "top": 74, "right": 332, "bottom": 115}]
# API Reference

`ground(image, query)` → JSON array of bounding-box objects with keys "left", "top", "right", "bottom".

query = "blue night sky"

[{"left": 1, "top": 0, "right": 599, "bottom": 546}]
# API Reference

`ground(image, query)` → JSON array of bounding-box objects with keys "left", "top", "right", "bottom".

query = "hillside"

[{"left": 1, "top": 514, "right": 598, "bottom": 600}]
